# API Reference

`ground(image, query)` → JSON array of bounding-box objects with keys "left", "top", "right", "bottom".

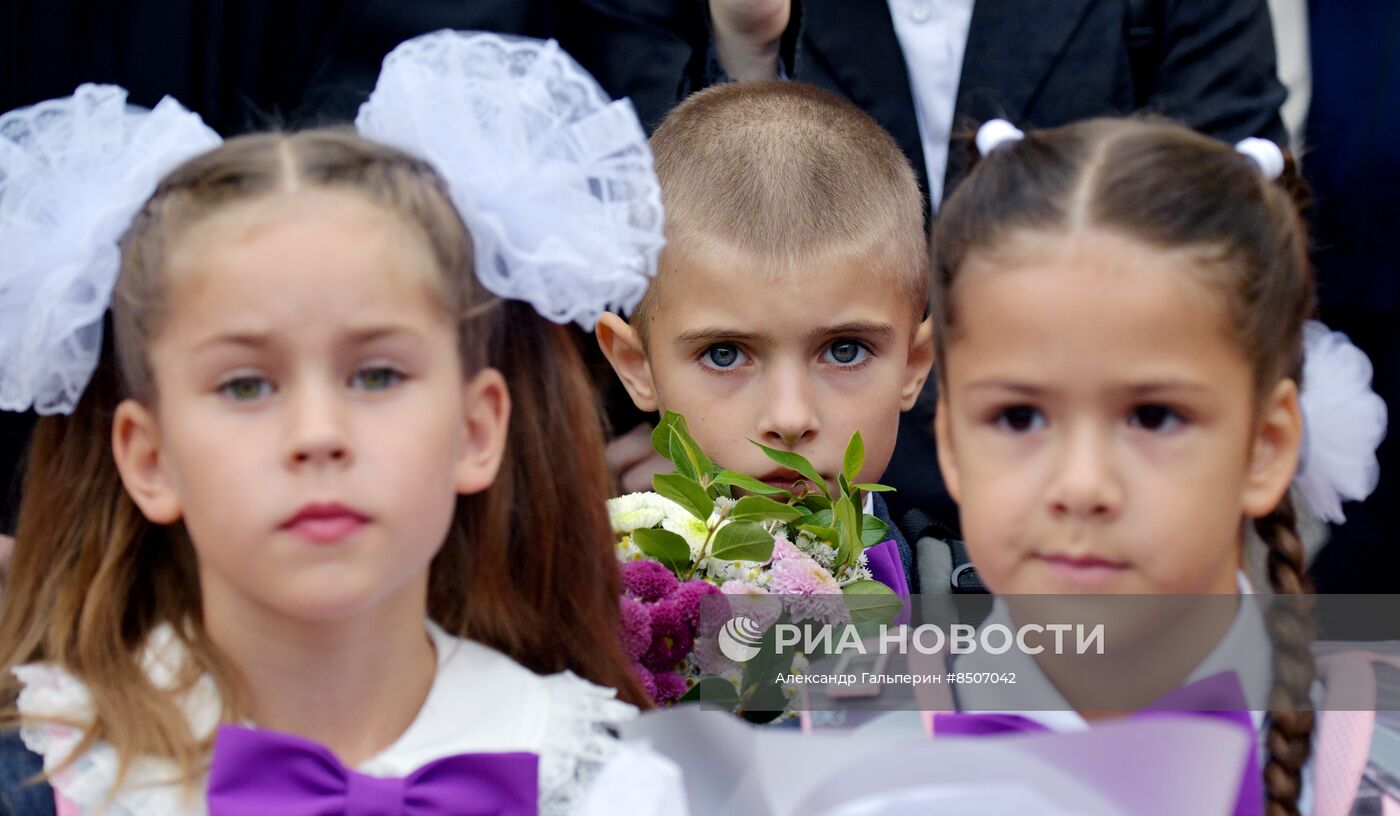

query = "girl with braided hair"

[{"left": 924, "top": 116, "right": 1386, "bottom": 815}]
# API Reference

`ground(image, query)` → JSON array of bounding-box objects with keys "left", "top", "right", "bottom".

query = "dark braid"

[{"left": 1254, "top": 494, "right": 1316, "bottom": 816}]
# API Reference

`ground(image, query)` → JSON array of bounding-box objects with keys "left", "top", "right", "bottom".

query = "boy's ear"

[
  {"left": 900, "top": 317, "right": 935, "bottom": 410},
  {"left": 456, "top": 368, "right": 511, "bottom": 495},
  {"left": 596, "top": 311, "right": 659, "bottom": 412},
  {"left": 112, "top": 400, "right": 183, "bottom": 524},
  {"left": 933, "top": 393, "right": 961, "bottom": 504},
  {"left": 1242, "top": 377, "right": 1303, "bottom": 518}
]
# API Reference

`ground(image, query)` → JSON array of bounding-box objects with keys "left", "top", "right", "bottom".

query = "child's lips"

[
  {"left": 281, "top": 502, "right": 369, "bottom": 544},
  {"left": 758, "top": 468, "right": 817, "bottom": 493},
  {"left": 1036, "top": 553, "right": 1131, "bottom": 586}
]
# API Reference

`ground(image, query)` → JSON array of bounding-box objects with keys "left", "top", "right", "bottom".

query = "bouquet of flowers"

[{"left": 611, "top": 412, "right": 904, "bottom": 715}]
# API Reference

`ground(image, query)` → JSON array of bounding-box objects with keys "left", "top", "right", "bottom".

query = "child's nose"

[
  {"left": 285, "top": 385, "right": 353, "bottom": 468},
  {"left": 1048, "top": 425, "right": 1122, "bottom": 520},
  {"left": 759, "top": 366, "right": 820, "bottom": 448}
]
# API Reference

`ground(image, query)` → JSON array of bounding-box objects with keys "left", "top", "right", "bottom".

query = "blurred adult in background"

[{"left": 1302, "top": 2, "right": 1400, "bottom": 592}]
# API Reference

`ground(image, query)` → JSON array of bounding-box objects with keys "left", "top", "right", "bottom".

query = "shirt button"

[{"left": 908, "top": 0, "right": 933, "bottom": 23}]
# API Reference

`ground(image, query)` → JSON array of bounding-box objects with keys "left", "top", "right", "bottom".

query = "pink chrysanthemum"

[
  {"left": 692, "top": 634, "right": 737, "bottom": 676},
  {"left": 672, "top": 579, "right": 720, "bottom": 627},
  {"left": 618, "top": 595, "right": 652, "bottom": 660},
  {"left": 768, "top": 551, "right": 840, "bottom": 595},
  {"left": 652, "top": 671, "right": 689, "bottom": 705},
  {"left": 769, "top": 552, "right": 849, "bottom": 624},
  {"left": 622, "top": 559, "right": 679, "bottom": 602},
  {"left": 642, "top": 599, "right": 694, "bottom": 672},
  {"left": 769, "top": 534, "right": 804, "bottom": 562}
]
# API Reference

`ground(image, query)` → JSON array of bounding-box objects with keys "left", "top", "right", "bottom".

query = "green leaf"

[
  {"left": 667, "top": 433, "right": 699, "bottom": 481},
  {"left": 653, "top": 473, "right": 714, "bottom": 522},
  {"left": 842, "top": 431, "right": 864, "bottom": 484},
  {"left": 632, "top": 528, "right": 693, "bottom": 576},
  {"left": 860, "top": 516, "right": 891, "bottom": 548},
  {"left": 799, "top": 494, "right": 832, "bottom": 512},
  {"left": 850, "top": 482, "right": 896, "bottom": 493},
  {"left": 729, "top": 495, "right": 804, "bottom": 523},
  {"left": 803, "top": 508, "right": 835, "bottom": 528},
  {"left": 670, "top": 414, "right": 714, "bottom": 476},
  {"left": 710, "top": 521, "right": 776, "bottom": 562},
  {"left": 749, "top": 441, "right": 829, "bottom": 496},
  {"left": 678, "top": 676, "right": 741, "bottom": 710},
  {"left": 834, "top": 496, "right": 860, "bottom": 569},
  {"left": 713, "top": 469, "right": 792, "bottom": 497},
  {"left": 838, "top": 472, "right": 852, "bottom": 499},
  {"left": 650, "top": 412, "right": 683, "bottom": 459},
  {"left": 841, "top": 580, "right": 904, "bottom": 626}
]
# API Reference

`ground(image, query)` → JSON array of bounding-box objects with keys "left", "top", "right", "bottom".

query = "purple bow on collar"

[
  {"left": 207, "top": 724, "right": 539, "bottom": 816},
  {"left": 933, "top": 671, "right": 1262, "bottom": 816}
]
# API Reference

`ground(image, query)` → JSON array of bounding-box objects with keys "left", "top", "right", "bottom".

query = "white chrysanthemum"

[
  {"left": 614, "top": 535, "right": 643, "bottom": 562},
  {"left": 661, "top": 512, "right": 711, "bottom": 560},
  {"left": 607, "top": 492, "right": 688, "bottom": 534},
  {"left": 795, "top": 530, "right": 838, "bottom": 570},
  {"left": 699, "top": 558, "right": 768, "bottom": 585}
]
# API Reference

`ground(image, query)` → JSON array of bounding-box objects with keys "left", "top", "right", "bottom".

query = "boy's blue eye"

[
  {"left": 702, "top": 344, "right": 746, "bottom": 370},
  {"left": 995, "top": 405, "right": 1046, "bottom": 433},
  {"left": 824, "top": 339, "right": 869, "bottom": 366},
  {"left": 219, "top": 376, "right": 273, "bottom": 402},
  {"left": 351, "top": 367, "right": 404, "bottom": 391},
  {"left": 1129, "top": 404, "right": 1183, "bottom": 431}
]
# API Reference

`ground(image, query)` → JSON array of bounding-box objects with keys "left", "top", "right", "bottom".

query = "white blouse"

[{"left": 14, "top": 621, "right": 686, "bottom": 815}]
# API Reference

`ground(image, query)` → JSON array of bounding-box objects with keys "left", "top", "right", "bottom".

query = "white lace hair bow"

[
  {"left": 355, "top": 30, "right": 665, "bottom": 329},
  {"left": 1296, "top": 321, "right": 1388, "bottom": 523},
  {"left": 0, "top": 84, "right": 221, "bottom": 416}
]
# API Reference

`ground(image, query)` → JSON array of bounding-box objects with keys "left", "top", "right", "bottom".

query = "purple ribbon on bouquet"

[
  {"left": 207, "top": 724, "right": 539, "bottom": 816},
  {"left": 933, "top": 671, "right": 1262, "bottom": 816},
  {"left": 865, "top": 539, "right": 911, "bottom": 625}
]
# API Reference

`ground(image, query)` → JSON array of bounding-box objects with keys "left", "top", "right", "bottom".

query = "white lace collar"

[{"left": 14, "top": 621, "right": 637, "bottom": 815}]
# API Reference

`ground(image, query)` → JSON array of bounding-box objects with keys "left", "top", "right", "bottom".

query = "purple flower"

[
  {"left": 623, "top": 560, "right": 680, "bottom": 603},
  {"left": 642, "top": 599, "right": 694, "bottom": 672},
  {"left": 618, "top": 595, "right": 652, "bottom": 660},
  {"left": 652, "top": 671, "right": 689, "bottom": 705},
  {"left": 671, "top": 579, "right": 720, "bottom": 627},
  {"left": 632, "top": 661, "right": 657, "bottom": 701}
]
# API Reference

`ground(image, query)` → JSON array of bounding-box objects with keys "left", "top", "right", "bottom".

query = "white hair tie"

[
  {"left": 1235, "top": 137, "right": 1285, "bottom": 181},
  {"left": 1295, "top": 321, "right": 1388, "bottom": 523},
  {"left": 0, "top": 84, "right": 222, "bottom": 416},
  {"left": 976, "top": 119, "right": 1025, "bottom": 157},
  {"left": 355, "top": 30, "right": 665, "bottom": 330}
]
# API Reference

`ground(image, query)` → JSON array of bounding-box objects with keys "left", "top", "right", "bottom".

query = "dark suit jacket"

[{"left": 567, "top": 0, "right": 1289, "bottom": 535}]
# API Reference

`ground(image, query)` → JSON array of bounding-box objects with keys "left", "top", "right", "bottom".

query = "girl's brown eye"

[
  {"left": 996, "top": 405, "right": 1045, "bottom": 432},
  {"left": 1130, "top": 404, "right": 1183, "bottom": 431}
]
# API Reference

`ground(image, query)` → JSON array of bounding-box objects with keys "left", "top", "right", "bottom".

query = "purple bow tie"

[
  {"left": 934, "top": 671, "right": 1262, "bottom": 816},
  {"left": 207, "top": 725, "right": 539, "bottom": 816}
]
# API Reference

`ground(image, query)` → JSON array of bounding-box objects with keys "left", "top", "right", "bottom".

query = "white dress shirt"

[{"left": 886, "top": 0, "right": 976, "bottom": 209}]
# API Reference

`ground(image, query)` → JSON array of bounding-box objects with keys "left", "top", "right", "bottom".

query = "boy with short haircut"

[{"left": 596, "top": 81, "right": 933, "bottom": 588}]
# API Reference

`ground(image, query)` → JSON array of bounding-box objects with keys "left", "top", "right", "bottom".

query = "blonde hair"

[
  {"left": 635, "top": 81, "right": 928, "bottom": 333},
  {"left": 0, "top": 129, "right": 646, "bottom": 790}
]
